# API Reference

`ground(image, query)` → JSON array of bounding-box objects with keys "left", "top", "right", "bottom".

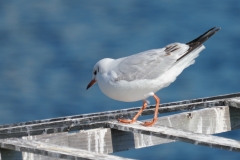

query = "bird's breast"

[{"left": 96, "top": 73, "right": 163, "bottom": 102}]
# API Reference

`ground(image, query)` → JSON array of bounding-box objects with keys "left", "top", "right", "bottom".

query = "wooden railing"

[{"left": 0, "top": 93, "right": 240, "bottom": 159}]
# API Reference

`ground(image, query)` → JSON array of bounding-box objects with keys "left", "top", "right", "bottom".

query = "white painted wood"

[
  {"left": 130, "top": 106, "right": 231, "bottom": 149},
  {"left": 0, "top": 138, "right": 134, "bottom": 160},
  {"left": 107, "top": 119, "right": 240, "bottom": 152},
  {"left": 22, "top": 106, "right": 232, "bottom": 157},
  {"left": 0, "top": 92, "right": 237, "bottom": 139},
  {"left": 0, "top": 93, "right": 240, "bottom": 159},
  {"left": 22, "top": 128, "right": 114, "bottom": 160},
  {"left": 155, "top": 106, "right": 231, "bottom": 134},
  {"left": 227, "top": 97, "right": 240, "bottom": 108}
]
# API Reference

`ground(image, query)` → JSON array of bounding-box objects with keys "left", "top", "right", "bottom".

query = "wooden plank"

[
  {"left": 1, "top": 105, "right": 235, "bottom": 159},
  {"left": 23, "top": 128, "right": 113, "bottom": 154},
  {"left": 226, "top": 97, "right": 240, "bottom": 108},
  {"left": 0, "top": 122, "right": 108, "bottom": 139},
  {"left": 21, "top": 106, "right": 231, "bottom": 156},
  {"left": 0, "top": 138, "right": 134, "bottom": 160},
  {"left": 22, "top": 128, "right": 134, "bottom": 157},
  {"left": 155, "top": 106, "right": 231, "bottom": 134},
  {"left": 0, "top": 94, "right": 238, "bottom": 159},
  {"left": 111, "top": 106, "right": 231, "bottom": 150},
  {"left": 1, "top": 92, "right": 235, "bottom": 130},
  {"left": 107, "top": 120, "right": 240, "bottom": 152},
  {"left": 0, "top": 93, "right": 237, "bottom": 132},
  {"left": 0, "top": 98, "right": 227, "bottom": 138},
  {"left": 134, "top": 105, "right": 231, "bottom": 149}
]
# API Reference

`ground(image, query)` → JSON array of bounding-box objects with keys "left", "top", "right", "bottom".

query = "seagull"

[{"left": 86, "top": 27, "right": 220, "bottom": 127}]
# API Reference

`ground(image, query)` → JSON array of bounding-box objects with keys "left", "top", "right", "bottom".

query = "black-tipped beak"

[{"left": 86, "top": 79, "right": 96, "bottom": 90}]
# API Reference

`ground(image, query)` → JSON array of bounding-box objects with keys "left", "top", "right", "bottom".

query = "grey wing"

[{"left": 113, "top": 43, "right": 189, "bottom": 81}]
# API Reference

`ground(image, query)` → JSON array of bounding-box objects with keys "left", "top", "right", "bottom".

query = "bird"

[{"left": 86, "top": 27, "right": 220, "bottom": 127}]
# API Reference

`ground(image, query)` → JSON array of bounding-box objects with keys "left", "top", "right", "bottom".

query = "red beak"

[{"left": 86, "top": 79, "right": 96, "bottom": 90}]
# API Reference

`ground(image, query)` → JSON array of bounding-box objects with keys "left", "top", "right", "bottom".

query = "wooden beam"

[
  {"left": 107, "top": 120, "right": 240, "bottom": 152},
  {"left": 155, "top": 106, "right": 231, "bottom": 134},
  {"left": 1, "top": 93, "right": 237, "bottom": 131},
  {"left": 2, "top": 92, "right": 235, "bottom": 130},
  {"left": 23, "top": 128, "right": 114, "bottom": 154},
  {"left": 134, "top": 106, "right": 231, "bottom": 149},
  {"left": 22, "top": 106, "right": 232, "bottom": 156},
  {"left": 0, "top": 93, "right": 234, "bottom": 138},
  {"left": 0, "top": 94, "right": 239, "bottom": 159},
  {"left": 226, "top": 97, "right": 240, "bottom": 109},
  {"left": 112, "top": 106, "right": 232, "bottom": 150},
  {"left": 0, "top": 138, "right": 134, "bottom": 160}
]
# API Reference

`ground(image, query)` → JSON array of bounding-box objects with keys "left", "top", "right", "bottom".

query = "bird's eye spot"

[
  {"left": 98, "top": 67, "right": 99, "bottom": 72},
  {"left": 94, "top": 70, "right": 97, "bottom": 75}
]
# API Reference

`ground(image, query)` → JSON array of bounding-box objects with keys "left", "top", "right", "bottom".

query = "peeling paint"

[
  {"left": 196, "top": 116, "right": 202, "bottom": 133},
  {"left": 167, "top": 117, "right": 172, "bottom": 127},
  {"left": 94, "top": 129, "right": 107, "bottom": 153},
  {"left": 87, "top": 130, "right": 92, "bottom": 152}
]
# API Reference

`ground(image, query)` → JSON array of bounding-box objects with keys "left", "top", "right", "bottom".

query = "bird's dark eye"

[
  {"left": 98, "top": 67, "right": 99, "bottom": 72},
  {"left": 94, "top": 70, "right": 97, "bottom": 75}
]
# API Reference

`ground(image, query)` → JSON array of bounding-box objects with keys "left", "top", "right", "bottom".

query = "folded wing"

[{"left": 113, "top": 43, "right": 189, "bottom": 81}]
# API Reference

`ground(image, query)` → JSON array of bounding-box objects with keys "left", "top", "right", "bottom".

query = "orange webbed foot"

[
  {"left": 141, "top": 118, "right": 157, "bottom": 127},
  {"left": 118, "top": 118, "right": 136, "bottom": 124}
]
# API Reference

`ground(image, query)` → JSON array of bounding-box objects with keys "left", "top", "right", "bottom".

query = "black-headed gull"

[{"left": 87, "top": 27, "right": 220, "bottom": 126}]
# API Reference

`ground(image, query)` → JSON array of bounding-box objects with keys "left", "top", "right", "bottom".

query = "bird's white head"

[{"left": 86, "top": 58, "right": 114, "bottom": 90}]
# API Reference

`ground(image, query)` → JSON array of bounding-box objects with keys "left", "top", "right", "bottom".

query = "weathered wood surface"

[
  {"left": 107, "top": 120, "right": 240, "bottom": 152},
  {"left": 0, "top": 138, "right": 134, "bottom": 160},
  {"left": 2, "top": 92, "right": 236, "bottom": 129},
  {"left": 0, "top": 93, "right": 239, "bottom": 139},
  {"left": 110, "top": 105, "right": 234, "bottom": 150},
  {"left": 226, "top": 98, "right": 240, "bottom": 109},
  {"left": 21, "top": 105, "right": 236, "bottom": 160},
  {"left": 23, "top": 128, "right": 113, "bottom": 154},
  {"left": 0, "top": 93, "right": 240, "bottom": 160},
  {"left": 155, "top": 106, "right": 231, "bottom": 133}
]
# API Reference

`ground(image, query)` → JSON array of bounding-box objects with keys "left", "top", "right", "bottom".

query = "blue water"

[{"left": 0, "top": 1, "right": 240, "bottom": 159}]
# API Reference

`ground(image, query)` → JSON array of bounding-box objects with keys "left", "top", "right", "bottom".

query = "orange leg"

[
  {"left": 118, "top": 100, "right": 147, "bottom": 124},
  {"left": 141, "top": 94, "right": 160, "bottom": 127}
]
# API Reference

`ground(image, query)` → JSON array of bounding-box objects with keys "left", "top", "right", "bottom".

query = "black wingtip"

[
  {"left": 177, "top": 27, "right": 220, "bottom": 61},
  {"left": 186, "top": 27, "right": 221, "bottom": 46}
]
